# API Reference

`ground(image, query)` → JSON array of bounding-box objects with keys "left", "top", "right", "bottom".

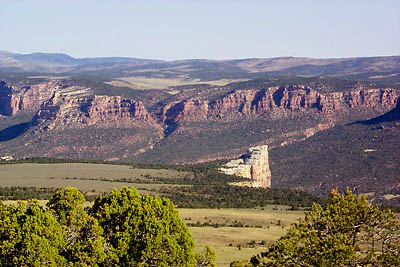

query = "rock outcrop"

[
  {"left": 1, "top": 78, "right": 399, "bottom": 163},
  {"left": 31, "top": 90, "right": 160, "bottom": 131},
  {"left": 2, "top": 79, "right": 398, "bottom": 130},
  {"left": 0, "top": 80, "right": 63, "bottom": 116},
  {"left": 159, "top": 86, "right": 399, "bottom": 124},
  {"left": 220, "top": 145, "right": 271, "bottom": 188}
]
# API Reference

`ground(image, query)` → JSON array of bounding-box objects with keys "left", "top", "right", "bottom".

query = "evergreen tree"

[
  {"left": 0, "top": 200, "right": 66, "bottom": 266},
  {"left": 195, "top": 246, "right": 217, "bottom": 267},
  {"left": 243, "top": 189, "right": 400, "bottom": 266},
  {"left": 47, "top": 187, "right": 106, "bottom": 266},
  {"left": 90, "top": 187, "right": 196, "bottom": 266}
]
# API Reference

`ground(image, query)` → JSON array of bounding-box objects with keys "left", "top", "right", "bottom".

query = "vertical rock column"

[
  {"left": 220, "top": 145, "right": 272, "bottom": 188},
  {"left": 247, "top": 146, "right": 271, "bottom": 188}
]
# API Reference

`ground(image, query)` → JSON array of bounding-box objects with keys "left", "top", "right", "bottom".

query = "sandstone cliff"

[
  {"left": 0, "top": 80, "right": 63, "bottom": 116},
  {"left": 219, "top": 145, "right": 271, "bottom": 188},
  {"left": 1, "top": 79, "right": 399, "bottom": 163},
  {"left": 2, "top": 79, "right": 398, "bottom": 130},
  {"left": 159, "top": 85, "right": 399, "bottom": 124},
  {"left": 31, "top": 90, "right": 160, "bottom": 131}
]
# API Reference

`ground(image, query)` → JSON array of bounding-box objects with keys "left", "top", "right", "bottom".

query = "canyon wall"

[
  {"left": 2, "top": 80, "right": 398, "bottom": 131},
  {"left": 31, "top": 91, "right": 160, "bottom": 131},
  {"left": 160, "top": 85, "right": 399, "bottom": 124},
  {"left": 1, "top": 79, "right": 398, "bottom": 150},
  {"left": 0, "top": 80, "right": 62, "bottom": 116},
  {"left": 1, "top": 79, "right": 399, "bottom": 162}
]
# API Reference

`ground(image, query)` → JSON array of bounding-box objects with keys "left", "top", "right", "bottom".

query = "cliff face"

[
  {"left": 220, "top": 145, "right": 271, "bottom": 188},
  {"left": 160, "top": 99, "right": 209, "bottom": 124},
  {"left": 0, "top": 80, "right": 62, "bottom": 116},
  {"left": 2, "top": 79, "right": 398, "bottom": 130},
  {"left": 0, "top": 81, "right": 14, "bottom": 115},
  {"left": 31, "top": 91, "right": 160, "bottom": 131},
  {"left": 0, "top": 80, "right": 160, "bottom": 131},
  {"left": 319, "top": 88, "right": 399, "bottom": 113},
  {"left": 1, "top": 79, "right": 399, "bottom": 163},
  {"left": 160, "top": 86, "right": 399, "bottom": 124}
]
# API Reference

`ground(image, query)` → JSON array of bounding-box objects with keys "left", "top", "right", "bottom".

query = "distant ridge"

[
  {"left": 0, "top": 51, "right": 161, "bottom": 72},
  {"left": 0, "top": 50, "right": 399, "bottom": 77}
]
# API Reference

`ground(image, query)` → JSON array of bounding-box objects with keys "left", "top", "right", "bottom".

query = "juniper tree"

[
  {"left": 47, "top": 187, "right": 106, "bottom": 266},
  {"left": 195, "top": 246, "right": 217, "bottom": 267},
  {"left": 0, "top": 200, "right": 66, "bottom": 266},
  {"left": 90, "top": 187, "right": 196, "bottom": 266},
  {"left": 241, "top": 189, "right": 400, "bottom": 267}
]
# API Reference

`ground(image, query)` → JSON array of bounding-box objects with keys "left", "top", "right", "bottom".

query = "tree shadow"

[{"left": 0, "top": 122, "right": 30, "bottom": 142}]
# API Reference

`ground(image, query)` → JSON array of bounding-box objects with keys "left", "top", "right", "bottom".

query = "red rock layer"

[
  {"left": 2, "top": 79, "right": 398, "bottom": 131},
  {"left": 32, "top": 94, "right": 159, "bottom": 130},
  {"left": 0, "top": 80, "right": 62, "bottom": 116},
  {"left": 160, "top": 86, "right": 399, "bottom": 124}
]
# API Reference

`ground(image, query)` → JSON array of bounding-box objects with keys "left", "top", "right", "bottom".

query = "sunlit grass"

[{"left": 106, "top": 76, "right": 249, "bottom": 90}]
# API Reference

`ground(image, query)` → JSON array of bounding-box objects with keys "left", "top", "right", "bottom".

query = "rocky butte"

[{"left": 219, "top": 145, "right": 271, "bottom": 188}]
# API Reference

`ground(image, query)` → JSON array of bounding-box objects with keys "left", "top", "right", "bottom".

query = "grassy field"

[
  {"left": 178, "top": 208, "right": 304, "bottom": 266},
  {"left": 179, "top": 207, "right": 303, "bottom": 227},
  {"left": 0, "top": 163, "right": 188, "bottom": 193},
  {"left": 106, "top": 76, "right": 249, "bottom": 90},
  {"left": 27, "top": 76, "right": 70, "bottom": 79},
  {"left": 0, "top": 163, "right": 305, "bottom": 266}
]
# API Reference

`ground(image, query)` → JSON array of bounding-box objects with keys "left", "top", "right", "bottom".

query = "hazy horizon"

[
  {"left": 2, "top": 49, "right": 400, "bottom": 62},
  {"left": 1, "top": 0, "right": 399, "bottom": 60}
]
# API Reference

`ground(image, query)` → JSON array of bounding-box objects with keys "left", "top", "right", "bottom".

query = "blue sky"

[{"left": 1, "top": 0, "right": 399, "bottom": 60}]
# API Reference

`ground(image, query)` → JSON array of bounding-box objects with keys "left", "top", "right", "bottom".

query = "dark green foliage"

[
  {"left": 0, "top": 187, "right": 60, "bottom": 200},
  {"left": 0, "top": 186, "right": 100, "bottom": 202},
  {"left": 47, "top": 188, "right": 106, "bottom": 266},
  {"left": 162, "top": 185, "right": 325, "bottom": 209},
  {"left": 90, "top": 187, "right": 196, "bottom": 266},
  {"left": 0, "top": 187, "right": 200, "bottom": 266},
  {"left": 240, "top": 189, "right": 400, "bottom": 266},
  {"left": 346, "top": 70, "right": 400, "bottom": 87},
  {"left": 0, "top": 200, "right": 66, "bottom": 266}
]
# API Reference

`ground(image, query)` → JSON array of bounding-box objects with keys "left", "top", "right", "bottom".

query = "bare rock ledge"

[{"left": 219, "top": 145, "right": 271, "bottom": 188}]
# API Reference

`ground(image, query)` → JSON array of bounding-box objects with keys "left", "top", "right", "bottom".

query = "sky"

[{"left": 1, "top": 0, "right": 399, "bottom": 60}]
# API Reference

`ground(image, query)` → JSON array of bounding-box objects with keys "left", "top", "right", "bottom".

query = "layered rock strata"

[
  {"left": 220, "top": 145, "right": 271, "bottom": 188},
  {"left": 2, "top": 80, "right": 398, "bottom": 130},
  {"left": 31, "top": 90, "right": 160, "bottom": 131},
  {"left": 1, "top": 79, "right": 399, "bottom": 163},
  {"left": 0, "top": 80, "right": 63, "bottom": 116},
  {"left": 159, "top": 85, "right": 399, "bottom": 124}
]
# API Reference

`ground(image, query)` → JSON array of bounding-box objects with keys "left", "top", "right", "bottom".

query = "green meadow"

[
  {"left": 0, "top": 163, "right": 188, "bottom": 194},
  {"left": 179, "top": 208, "right": 304, "bottom": 266}
]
